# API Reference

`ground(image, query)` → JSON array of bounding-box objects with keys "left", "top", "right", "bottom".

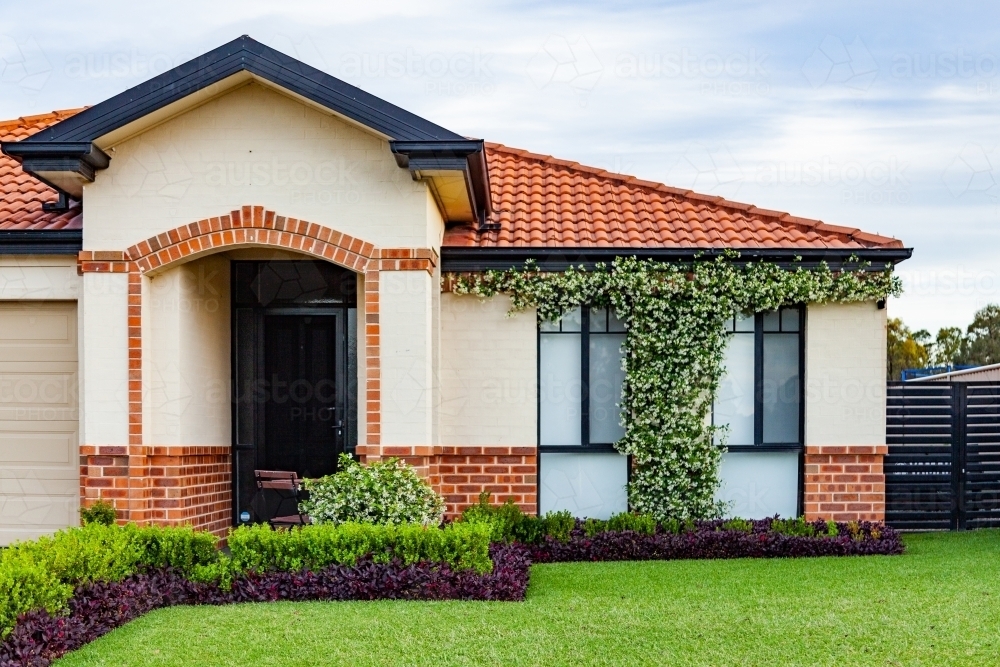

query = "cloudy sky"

[{"left": 1, "top": 1, "right": 997, "bottom": 334}]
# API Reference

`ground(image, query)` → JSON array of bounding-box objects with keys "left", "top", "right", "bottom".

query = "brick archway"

[{"left": 77, "top": 206, "right": 437, "bottom": 533}]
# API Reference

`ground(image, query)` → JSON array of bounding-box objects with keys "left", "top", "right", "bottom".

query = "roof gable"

[
  {"left": 27, "top": 36, "right": 465, "bottom": 144},
  {"left": 1, "top": 36, "right": 488, "bottom": 223}
]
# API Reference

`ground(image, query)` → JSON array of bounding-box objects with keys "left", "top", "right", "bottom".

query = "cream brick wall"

[
  {"left": 380, "top": 271, "right": 435, "bottom": 445},
  {"left": 79, "top": 273, "right": 129, "bottom": 446},
  {"left": 0, "top": 256, "right": 80, "bottom": 300},
  {"left": 439, "top": 293, "right": 537, "bottom": 446},
  {"left": 145, "top": 255, "right": 230, "bottom": 446},
  {"left": 805, "top": 301, "right": 886, "bottom": 446},
  {"left": 83, "top": 82, "right": 442, "bottom": 252}
]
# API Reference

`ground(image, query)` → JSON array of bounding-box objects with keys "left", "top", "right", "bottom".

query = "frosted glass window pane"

[
  {"left": 715, "top": 451, "right": 799, "bottom": 519},
  {"left": 589, "top": 334, "right": 626, "bottom": 444},
  {"left": 539, "top": 317, "right": 559, "bottom": 332},
  {"left": 714, "top": 334, "right": 755, "bottom": 445},
  {"left": 763, "top": 310, "right": 780, "bottom": 331},
  {"left": 540, "top": 452, "right": 628, "bottom": 519},
  {"left": 763, "top": 335, "right": 800, "bottom": 443},
  {"left": 560, "top": 307, "right": 582, "bottom": 332},
  {"left": 609, "top": 310, "right": 626, "bottom": 332},
  {"left": 539, "top": 334, "right": 582, "bottom": 445},
  {"left": 734, "top": 313, "right": 754, "bottom": 332},
  {"left": 781, "top": 308, "right": 800, "bottom": 332},
  {"left": 590, "top": 308, "right": 608, "bottom": 332}
]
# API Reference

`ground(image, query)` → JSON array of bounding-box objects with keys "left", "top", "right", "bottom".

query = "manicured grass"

[{"left": 58, "top": 531, "right": 1000, "bottom": 666}]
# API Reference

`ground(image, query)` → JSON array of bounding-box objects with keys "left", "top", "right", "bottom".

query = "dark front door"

[
  {"left": 263, "top": 311, "right": 344, "bottom": 479},
  {"left": 231, "top": 261, "right": 358, "bottom": 525}
]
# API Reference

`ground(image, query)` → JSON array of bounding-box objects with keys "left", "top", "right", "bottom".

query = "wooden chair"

[{"left": 253, "top": 470, "right": 310, "bottom": 528}]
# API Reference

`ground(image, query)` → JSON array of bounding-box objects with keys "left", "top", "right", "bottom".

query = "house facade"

[{"left": 0, "top": 37, "right": 910, "bottom": 544}]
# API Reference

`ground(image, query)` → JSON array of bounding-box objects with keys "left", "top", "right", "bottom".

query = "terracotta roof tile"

[
  {"left": 444, "top": 143, "right": 904, "bottom": 250},
  {"left": 0, "top": 109, "right": 84, "bottom": 230}
]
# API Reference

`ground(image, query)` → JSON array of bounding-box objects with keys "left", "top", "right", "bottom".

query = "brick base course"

[
  {"left": 357, "top": 445, "right": 537, "bottom": 518},
  {"left": 82, "top": 446, "right": 232, "bottom": 537},
  {"left": 803, "top": 445, "right": 886, "bottom": 522}
]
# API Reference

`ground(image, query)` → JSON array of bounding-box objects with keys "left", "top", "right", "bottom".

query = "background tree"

[
  {"left": 887, "top": 318, "right": 929, "bottom": 380},
  {"left": 929, "top": 326, "right": 965, "bottom": 367},
  {"left": 962, "top": 304, "right": 1000, "bottom": 366}
]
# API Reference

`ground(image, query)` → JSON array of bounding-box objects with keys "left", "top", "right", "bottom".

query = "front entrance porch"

[{"left": 76, "top": 206, "right": 458, "bottom": 536}]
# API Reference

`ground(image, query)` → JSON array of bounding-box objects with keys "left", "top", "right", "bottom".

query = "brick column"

[{"left": 803, "top": 445, "right": 886, "bottom": 522}]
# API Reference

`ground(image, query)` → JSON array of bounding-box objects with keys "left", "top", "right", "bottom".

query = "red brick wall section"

[
  {"left": 803, "top": 445, "right": 886, "bottom": 522},
  {"left": 437, "top": 447, "right": 537, "bottom": 518},
  {"left": 148, "top": 446, "right": 232, "bottom": 536}
]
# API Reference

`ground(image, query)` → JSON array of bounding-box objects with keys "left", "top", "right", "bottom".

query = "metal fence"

[{"left": 886, "top": 382, "right": 1000, "bottom": 530}]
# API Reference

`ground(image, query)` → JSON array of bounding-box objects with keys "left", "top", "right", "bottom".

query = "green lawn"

[{"left": 58, "top": 531, "right": 1000, "bottom": 666}]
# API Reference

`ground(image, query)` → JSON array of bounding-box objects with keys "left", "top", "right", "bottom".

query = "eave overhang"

[
  {"left": 390, "top": 140, "right": 492, "bottom": 224},
  {"left": 1, "top": 142, "right": 109, "bottom": 198},
  {"left": 0, "top": 35, "right": 489, "bottom": 222},
  {"left": 439, "top": 246, "right": 914, "bottom": 272}
]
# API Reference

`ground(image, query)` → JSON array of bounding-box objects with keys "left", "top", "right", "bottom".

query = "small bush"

[
  {"left": 459, "top": 493, "right": 573, "bottom": 544},
  {"left": 301, "top": 453, "right": 445, "bottom": 526},
  {"left": 80, "top": 500, "right": 117, "bottom": 526},
  {"left": 771, "top": 517, "right": 819, "bottom": 538},
  {"left": 607, "top": 512, "right": 657, "bottom": 535},
  {"left": 721, "top": 519, "right": 753, "bottom": 533}
]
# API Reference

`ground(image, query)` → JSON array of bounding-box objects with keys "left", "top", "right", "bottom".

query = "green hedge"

[
  {"left": 460, "top": 492, "right": 575, "bottom": 544},
  {"left": 0, "top": 524, "right": 216, "bottom": 638},
  {"left": 0, "top": 520, "right": 494, "bottom": 638},
  {"left": 221, "top": 522, "right": 492, "bottom": 576}
]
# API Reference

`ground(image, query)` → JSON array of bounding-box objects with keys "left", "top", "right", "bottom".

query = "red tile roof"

[
  {"left": 442, "top": 143, "right": 903, "bottom": 250},
  {"left": 1, "top": 111, "right": 902, "bottom": 250},
  {"left": 0, "top": 110, "right": 84, "bottom": 230}
]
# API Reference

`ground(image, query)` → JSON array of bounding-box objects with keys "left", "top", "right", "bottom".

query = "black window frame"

[
  {"left": 714, "top": 305, "right": 806, "bottom": 453},
  {"left": 536, "top": 305, "right": 627, "bottom": 453}
]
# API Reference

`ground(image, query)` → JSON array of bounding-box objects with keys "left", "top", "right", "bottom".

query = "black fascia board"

[
  {"left": 440, "top": 246, "right": 914, "bottom": 272},
  {"left": 0, "top": 230, "right": 82, "bottom": 255},
  {"left": 2, "top": 141, "right": 110, "bottom": 168},
  {"left": 20, "top": 36, "right": 467, "bottom": 145}
]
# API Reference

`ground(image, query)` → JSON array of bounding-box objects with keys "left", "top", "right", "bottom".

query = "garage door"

[{"left": 0, "top": 302, "right": 78, "bottom": 545}]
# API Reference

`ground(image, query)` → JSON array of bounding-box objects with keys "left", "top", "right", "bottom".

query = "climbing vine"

[{"left": 451, "top": 254, "right": 901, "bottom": 521}]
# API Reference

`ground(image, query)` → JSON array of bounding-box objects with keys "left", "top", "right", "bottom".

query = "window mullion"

[{"left": 754, "top": 312, "right": 764, "bottom": 445}]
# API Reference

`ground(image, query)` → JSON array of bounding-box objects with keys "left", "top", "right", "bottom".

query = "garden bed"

[
  {"left": 0, "top": 544, "right": 529, "bottom": 667},
  {"left": 0, "top": 517, "right": 902, "bottom": 666},
  {"left": 529, "top": 518, "right": 903, "bottom": 562}
]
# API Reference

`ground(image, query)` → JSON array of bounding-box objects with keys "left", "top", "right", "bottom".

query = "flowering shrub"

[
  {"left": 454, "top": 254, "right": 901, "bottom": 520},
  {"left": 301, "top": 453, "right": 445, "bottom": 526}
]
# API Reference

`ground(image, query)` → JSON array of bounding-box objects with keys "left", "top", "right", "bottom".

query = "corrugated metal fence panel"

[
  {"left": 885, "top": 383, "right": 954, "bottom": 530},
  {"left": 963, "top": 385, "right": 1000, "bottom": 528}
]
